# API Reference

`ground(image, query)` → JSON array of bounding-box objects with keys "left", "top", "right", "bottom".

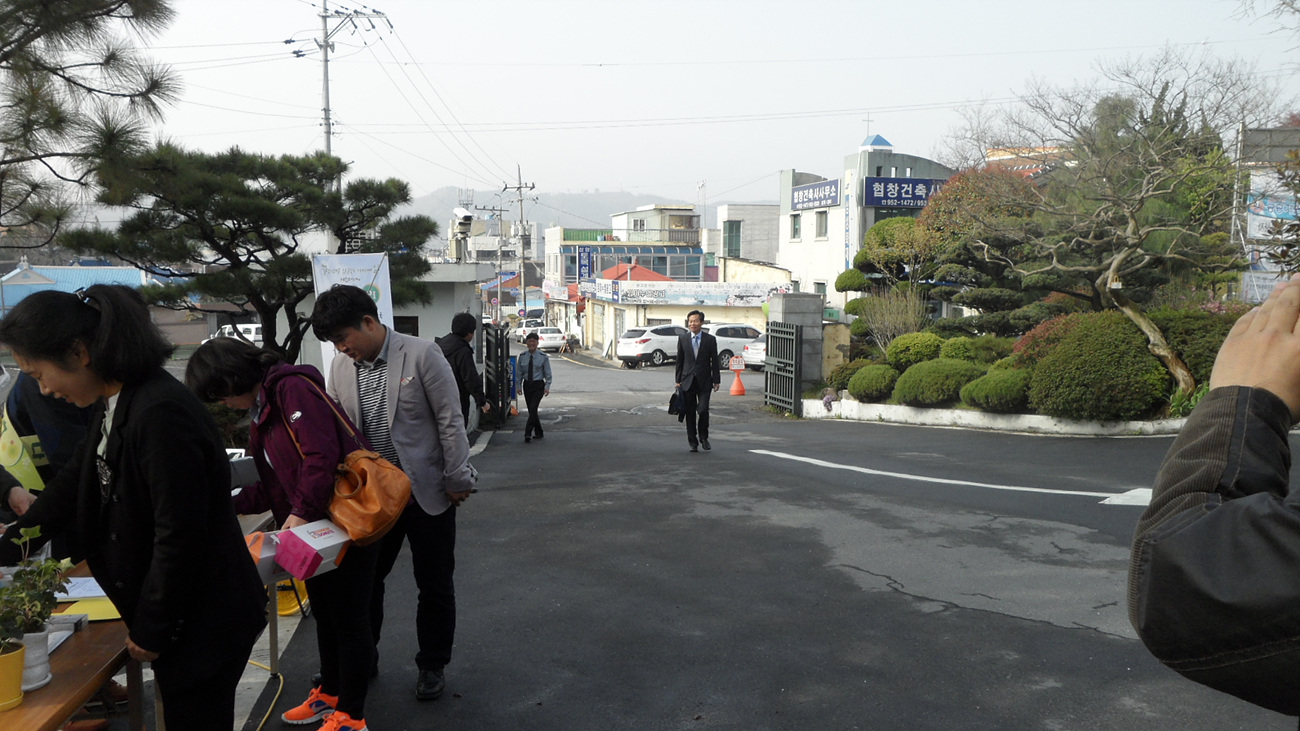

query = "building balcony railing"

[{"left": 559, "top": 228, "right": 700, "bottom": 244}]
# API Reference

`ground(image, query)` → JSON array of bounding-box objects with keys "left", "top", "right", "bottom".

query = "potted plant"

[{"left": 0, "top": 527, "right": 72, "bottom": 701}]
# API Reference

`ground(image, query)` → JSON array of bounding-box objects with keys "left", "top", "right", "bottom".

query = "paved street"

[{"left": 240, "top": 354, "right": 1292, "bottom": 730}]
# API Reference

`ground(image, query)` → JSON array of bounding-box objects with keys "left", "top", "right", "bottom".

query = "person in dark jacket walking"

[
  {"left": 674, "top": 310, "right": 721, "bottom": 452},
  {"left": 187, "top": 339, "right": 380, "bottom": 731},
  {"left": 0, "top": 285, "right": 266, "bottom": 731},
  {"left": 437, "top": 312, "right": 490, "bottom": 427}
]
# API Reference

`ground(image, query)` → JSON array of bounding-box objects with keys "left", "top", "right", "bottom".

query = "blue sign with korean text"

[
  {"left": 578, "top": 245, "right": 594, "bottom": 282},
  {"left": 791, "top": 180, "right": 840, "bottom": 211},
  {"left": 862, "top": 177, "right": 945, "bottom": 208}
]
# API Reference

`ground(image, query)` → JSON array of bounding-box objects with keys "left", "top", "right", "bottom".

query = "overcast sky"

[{"left": 141, "top": 0, "right": 1300, "bottom": 206}]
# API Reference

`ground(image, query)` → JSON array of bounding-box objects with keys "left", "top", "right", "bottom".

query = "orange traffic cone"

[{"left": 730, "top": 369, "right": 746, "bottom": 396}]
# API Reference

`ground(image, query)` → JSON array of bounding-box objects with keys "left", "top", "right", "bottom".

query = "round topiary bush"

[
  {"left": 969, "top": 335, "right": 1016, "bottom": 364},
  {"left": 1028, "top": 312, "right": 1171, "bottom": 421},
  {"left": 886, "top": 331, "right": 944, "bottom": 371},
  {"left": 1013, "top": 313, "right": 1085, "bottom": 367},
  {"left": 960, "top": 369, "right": 1032, "bottom": 413},
  {"left": 988, "top": 356, "right": 1018, "bottom": 372},
  {"left": 891, "top": 358, "right": 987, "bottom": 407},
  {"left": 847, "top": 365, "right": 899, "bottom": 402},
  {"left": 850, "top": 317, "right": 870, "bottom": 338},
  {"left": 835, "top": 268, "right": 869, "bottom": 293},
  {"left": 827, "top": 358, "right": 875, "bottom": 391},
  {"left": 1148, "top": 307, "right": 1245, "bottom": 386},
  {"left": 939, "top": 336, "right": 976, "bottom": 361}
]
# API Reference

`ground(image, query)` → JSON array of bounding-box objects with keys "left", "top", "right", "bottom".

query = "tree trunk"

[{"left": 1098, "top": 273, "right": 1196, "bottom": 395}]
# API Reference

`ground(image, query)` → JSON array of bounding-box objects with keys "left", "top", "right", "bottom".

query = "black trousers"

[
  {"left": 371, "top": 501, "right": 457, "bottom": 671},
  {"left": 309, "top": 540, "right": 379, "bottom": 718},
  {"left": 523, "top": 380, "right": 546, "bottom": 437},
  {"left": 682, "top": 384, "right": 712, "bottom": 444},
  {"left": 153, "top": 643, "right": 252, "bottom": 730}
]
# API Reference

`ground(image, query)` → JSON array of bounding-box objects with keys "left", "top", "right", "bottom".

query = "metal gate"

[
  {"left": 764, "top": 321, "right": 802, "bottom": 417},
  {"left": 484, "top": 325, "right": 512, "bottom": 426}
]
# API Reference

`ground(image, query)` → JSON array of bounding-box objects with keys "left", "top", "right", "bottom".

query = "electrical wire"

[
  {"left": 245, "top": 660, "right": 285, "bottom": 731},
  {"left": 336, "top": 123, "right": 494, "bottom": 185}
]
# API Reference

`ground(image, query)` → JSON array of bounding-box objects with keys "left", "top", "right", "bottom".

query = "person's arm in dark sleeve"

[
  {"left": 275, "top": 379, "right": 349, "bottom": 522},
  {"left": 674, "top": 337, "right": 685, "bottom": 384},
  {"left": 0, "top": 429, "right": 89, "bottom": 564}
]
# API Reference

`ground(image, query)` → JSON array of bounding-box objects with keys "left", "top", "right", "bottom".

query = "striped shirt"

[{"left": 355, "top": 357, "right": 401, "bottom": 469}]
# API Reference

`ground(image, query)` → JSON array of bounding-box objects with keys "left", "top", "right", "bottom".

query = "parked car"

[
  {"left": 616, "top": 324, "right": 688, "bottom": 367},
  {"left": 702, "top": 323, "right": 763, "bottom": 369},
  {"left": 742, "top": 334, "right": 767, "bottom": 371},
  {"left": 535, "top": 327, "right": 566, "bottom": 351},
  {"left": 515, "top": 318, "right": 545, "bottom": 342},
  {"left": 203, "top": 323, "right": 263, "bottom": 347}
]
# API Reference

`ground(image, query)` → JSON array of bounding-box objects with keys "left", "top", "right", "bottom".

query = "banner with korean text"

[{"left": 312, "top": 253, "right": 394, "bottom": 384}]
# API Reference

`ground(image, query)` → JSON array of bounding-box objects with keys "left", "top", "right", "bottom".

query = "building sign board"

[
  {"left": 578, "top": 245, "right": 594, "bottom": 281},
  {"left": 791, "top": 180, "right": 841, "bottom": 211},
  {"left": 862, "top": 177, "right": 945, "bottom": 208},
  {"left": 598, "top": 279, "right": 792, "bottom": 307}
]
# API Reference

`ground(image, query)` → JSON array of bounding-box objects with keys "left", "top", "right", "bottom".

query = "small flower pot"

[
  {"left": 20, "top": 626, "right": 50, "bottom": 692},
  {"left": 0, "top": 642, "right": 24, "bottom": 711}
]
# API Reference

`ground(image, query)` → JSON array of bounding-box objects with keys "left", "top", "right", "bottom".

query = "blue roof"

[
  {"left": 861, "top": 134, "right": 893, "bottom": 147},
  {"left": 0, "top": 265, "right": 155, "bottom": 314}
]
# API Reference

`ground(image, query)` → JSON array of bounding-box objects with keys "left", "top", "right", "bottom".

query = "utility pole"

[
  {"left": 476, "top": 201, "right": 510, "bottom": 324},
  {"left": 502, "top": 166, "right": 536, "bottom": 320}
]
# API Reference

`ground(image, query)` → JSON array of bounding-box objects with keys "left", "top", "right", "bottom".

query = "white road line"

[
  {"left": 1101, "top": 488, "right": 1152, "bottom": 505},
  {"left": 750, "top": 449, "right": 1122, "bottom": 500},
  {"left": 470, "top": 431, "right": 493, "bottom": 457}
]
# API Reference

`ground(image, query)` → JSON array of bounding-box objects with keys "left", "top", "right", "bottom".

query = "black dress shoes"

[
  {"left": 701, "top": 439, "right": 711, "bottom": 451},
  {"left": 689, "top": 441, "right": 699, "bottom": 452},
  {"left": 417, "top": 667, "right": 446, "bottom": 701},
  {"left": 525, "top": 435, "right": 532, "bottom": 443}
]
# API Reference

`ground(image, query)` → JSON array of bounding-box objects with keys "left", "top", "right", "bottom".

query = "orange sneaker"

[
  {"left": 281, "top": 686, "right": 337, "bottom": 725},
  {"left": 319, "top": 710, "right": 368, "bottom": 731}
]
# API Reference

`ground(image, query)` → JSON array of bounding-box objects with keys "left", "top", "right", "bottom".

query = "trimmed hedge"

[
  {"left": 892, "top": 358, "right": 987, "bottom": 407},
  {"left": 827, "top": 358, "right": 875, "bottom": 391},
  {"left": 848, "top": 365, "right": 900, "bottom": 402},
  {"left": 1028, "top": 312, "right": 1170, "bottom": 421},
  {"left": 1149, "top": 308, "right": 1244, "bottom": 386},
  {"left": 969, "top": 335, "right": 1015, "bottom": 364},
  {"left": 1013, "top": 313, "right": 1084, "bottom": 367},
  {"left": 961, "top": 369, "right": 1032, "bottom": 413},
  {"left": 939, "top": 336, "right": 976, "bottom": 361},
  {"left": 886, "top": 331, "right": 944, "bottom": 370}
]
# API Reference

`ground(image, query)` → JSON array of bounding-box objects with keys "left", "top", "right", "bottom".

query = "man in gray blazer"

[{"left": 313, "top": 285, "right": 476, "bottom": 702}]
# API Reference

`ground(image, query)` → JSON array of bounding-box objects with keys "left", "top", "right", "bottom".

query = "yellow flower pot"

[{"left": 0, "top": 642, "right": 25, "bottom": 711}]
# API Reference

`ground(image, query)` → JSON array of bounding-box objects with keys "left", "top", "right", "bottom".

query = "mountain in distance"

[{"left": 397, "top": 186, "right": 777, "bottom": 233}]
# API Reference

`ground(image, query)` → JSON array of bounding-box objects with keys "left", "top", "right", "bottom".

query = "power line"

[{"left": 335, "top": 123, "right": 495, "bottom": 186}]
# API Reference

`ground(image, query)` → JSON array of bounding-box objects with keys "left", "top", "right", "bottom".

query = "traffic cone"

[{"left": 730, "top": 369, "right": 746, "bottom": 396}]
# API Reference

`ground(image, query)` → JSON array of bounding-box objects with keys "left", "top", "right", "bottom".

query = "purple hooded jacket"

[{"left": 234, "top": 363, "right": 370, "bottom": 525}]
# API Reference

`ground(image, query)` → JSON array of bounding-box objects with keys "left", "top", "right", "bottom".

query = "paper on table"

[
  {"left": 59, "top": 598, "right": 120, "bottom": 621},
  {"left": 56, "top": 576, "right": 107, "bottom": 600}
]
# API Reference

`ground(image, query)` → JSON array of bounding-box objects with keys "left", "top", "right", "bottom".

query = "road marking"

[
  {"left": 1101, "top": 488, "right": 1151, "bottom": 505},
  {"left": 470, "top": 431, "right": 493, "bottom": 457},
  {"left": 750, "top": 449, "right": 1124, "bottom": 500}
]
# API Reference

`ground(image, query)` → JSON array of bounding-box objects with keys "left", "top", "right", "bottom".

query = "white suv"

[
  {"left": 702, "top": 323, "right": 763, "bottom": 370},
  {"left": 616, "top": 324, "right": 688, "bottom": 367}
]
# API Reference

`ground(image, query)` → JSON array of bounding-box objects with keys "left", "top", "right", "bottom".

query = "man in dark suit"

[{"left": 675, "top": 309, "right": 721, "bottom": 452}]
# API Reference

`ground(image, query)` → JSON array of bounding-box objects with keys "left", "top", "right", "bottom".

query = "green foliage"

[
  {"left": 1168, "top": 383, "right": 1210, "bottom": 418},
  {"left": 827, "top": 358, "right": 875, "bottom": 391},
  {"left": 0, "top": 527, "right": 74, "bottom": 649},
  {"left": 835, "top": 268, "right": 870, "bottom": 293},
  {"left": 1028, "top": 312, "right": 1171, "bottom": 421},
  {"left": 951, "top": 287, "right": 1023, "bottom": 313},
  {"left": 961, "top": 369, "right": 1032, "bottom": 413},
  {"left": 926, "top": 318, "right": 977, "bottom": 338},
  {"left": 1148, "top": 307, "right": 1246, "bottom": 386},
  {"left": 1013, "top": 313, "right": 1084, "bottom": 368},
  {"left": 968, "top": 335, "right": 1015, "bottom": 364},
  {"left": 892, "top": 358, "right": 987, "bottom": 407},
  {"left": 849, "top": 318, "right": 870, "bottom": 338},
  {"left": 1006, "top": 302, "right": 1072, "bottom": 334},
  {"left": 844, "top": 297, "right": 868, "bottom": 316},
  {"left": 847, "top": 365, "right": 900, "bottom": 402},
  {"left": 886, "top": 331, "right": 944, "bottom": 370},
  {"left": 965, "top": 311, "right": 1016, "bottom": 337},
  {"left": 988, "top": 356, "right": 1018, "bottom": 371},
  {"left": 65, "top": 145, "right": 438, "bottom": 362},
  {"left": 939, "top": 336, "right": 976, "bottom": 361}
]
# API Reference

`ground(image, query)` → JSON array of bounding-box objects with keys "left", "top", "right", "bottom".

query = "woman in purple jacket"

[{"left": 186, "top": 339, "right": 378, "bottom": 731}]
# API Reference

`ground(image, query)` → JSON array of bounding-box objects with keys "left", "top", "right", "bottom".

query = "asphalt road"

[{"left": 240, "top": 354, "right": 1292, "bottom": 730}]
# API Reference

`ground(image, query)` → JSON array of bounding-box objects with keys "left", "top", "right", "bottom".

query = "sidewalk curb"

[{"left": 804, "top": 396, "right": 1187, "bottom": 436}]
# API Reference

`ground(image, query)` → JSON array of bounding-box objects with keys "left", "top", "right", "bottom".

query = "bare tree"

[{"left": 944, "top": 47, "right": 1285, "bottom": 394}]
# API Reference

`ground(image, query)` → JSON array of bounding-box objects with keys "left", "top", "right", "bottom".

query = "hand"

[
  {"left": 481, "top": 403, "right": 491, "bottom": 413},
  {"left": 281, "top": 514, "right": 309, "bottom": 531},
  {"left": 712, "top": 383, "right": 720, "bottom": 392},
  {"left": 675, "top": 382, "right": 681, "bottom": 388},
  {"left": 126, "top": 637, "right": 160, "bottom": 662},
  {"left": 543, "top": 389, "right": 549, "bottom": 397},
  {"left": 6, "top": 486, "right": 35, "bottom": 516},
  {"left": 1210, "top": 275, "right": 1300, "bottom": 416},
  {"left": 446, "top": 489, "right": 472, "bottom": 507}
]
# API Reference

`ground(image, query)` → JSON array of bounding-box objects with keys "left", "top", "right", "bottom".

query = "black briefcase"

[{"left": 668, "top": 388, "right": 682, "bottom": 416}]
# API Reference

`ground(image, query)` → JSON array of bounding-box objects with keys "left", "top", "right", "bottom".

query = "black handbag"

[{"left": 668, "top": 388, "right": 682, "bottom": 416}]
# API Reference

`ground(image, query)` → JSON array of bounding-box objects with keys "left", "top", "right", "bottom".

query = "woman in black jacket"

[{"left": 0, "top": 285, "right": 266, "bottom": 730}]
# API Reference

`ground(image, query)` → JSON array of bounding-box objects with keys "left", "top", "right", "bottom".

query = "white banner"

[{"left": 312, "top": 254, "right": 393, "bottom": 380}]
